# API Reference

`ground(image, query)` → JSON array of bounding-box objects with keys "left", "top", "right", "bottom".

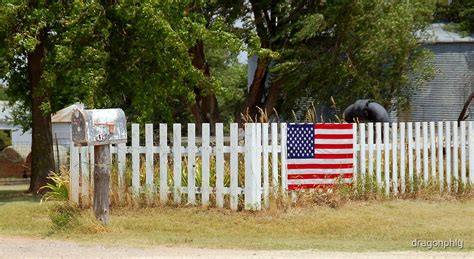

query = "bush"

[
  {"left": 49, "top": 203, "right": 79, "bottom": 230},
  {"left": 0, "top": 130, "right": 11, "bottom": 151}
]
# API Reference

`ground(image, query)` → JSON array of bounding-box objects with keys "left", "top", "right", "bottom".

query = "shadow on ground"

[{"left": 0, "top": 184, "right": 41, "bottom": 204}]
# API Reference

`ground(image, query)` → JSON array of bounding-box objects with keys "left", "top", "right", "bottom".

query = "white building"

[
  {"left": 51, "top": 102, "right": 85, "bottom": 146},
  {"left": 0, "top": 101, "right": 32, "bottom": 145},
  {"left": 0, "top": 101, "right": 84, "bottom": 146}
]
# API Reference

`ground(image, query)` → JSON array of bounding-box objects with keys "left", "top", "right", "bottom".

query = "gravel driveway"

[{"left": 0, "top": 236, "right": 471, "bottom": 258}]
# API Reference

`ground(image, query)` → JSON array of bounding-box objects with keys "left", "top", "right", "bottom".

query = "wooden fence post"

[{"left": 93, "top": 144, "right": 110, "bottom": 225}]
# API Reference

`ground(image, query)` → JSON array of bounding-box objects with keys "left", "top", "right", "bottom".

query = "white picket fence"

[
  {"left": 69, "top": 121, "right": 474, "bottom": 210},
  {"left": 69, "top": 123, "right": 287, "bottom": 210}
]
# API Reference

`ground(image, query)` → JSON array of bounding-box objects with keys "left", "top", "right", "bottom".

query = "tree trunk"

[
  {"left": 458, "top": 92, "right": 474, "bottom": 126},
  {"left": 236, "top": 58, "right": 269, "bottom": 125},
  {"left": 236, "top": 0, "right": 282, "bottom": 125},
  {"left": 189, "top": 40, "right": 220, "bottom": 133},
  {"left": 27, "top": 30, "right": 55, "bottom": 194}
]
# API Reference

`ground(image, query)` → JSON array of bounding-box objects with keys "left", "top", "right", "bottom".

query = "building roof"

[
  {"left": 51, "top": 103, "right": 85, "bottom": 123},
  {"left": 421, "top": 23, "right": 474, "bottom": 44}
]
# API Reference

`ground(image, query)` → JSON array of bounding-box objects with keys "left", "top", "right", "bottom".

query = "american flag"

[{"left": 286, "top": 123, "right": 354, "bottom": 190}]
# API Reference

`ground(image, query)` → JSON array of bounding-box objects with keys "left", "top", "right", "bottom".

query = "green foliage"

[
  {"left": 96, "top": 1, "right": 202, "bottom": 124},
  {"left": 206, "top": 45, "right": 247, "bottom": 125},
  {"left": 49, "top": 203, "right": 79, "bottom": 230},
  {"left": 0, "top": 0, "right": 440, "bottom": 126},
  {"left": 40, "top": 169, "right": 75, "bottom": 229},
  {"left": 0, "top": 85, "right": 7, "bottom": 100},
  {"left": 273, "top": 0, "right": 436, "bottom": 117},
  {"left": 0, "top": 1, "right": 109, "bottom": 129},
  {"left": 435, "top": 0, "right": 474, "bottom": 35},
  {"left": 0, "top": 0, "right": 246, "bottom": 127},
  {"left": 0, "top": 130, "right": 11, "bottom": 150},
  {"left": 40, "top": 169, "right": 69, "bottom": 202}
]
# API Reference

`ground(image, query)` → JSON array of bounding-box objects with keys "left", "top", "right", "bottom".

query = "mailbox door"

[{"left": 71, "top": 109, "right": 87, "bottom": 145}]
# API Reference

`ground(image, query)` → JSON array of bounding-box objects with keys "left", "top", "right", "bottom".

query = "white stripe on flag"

[
  {"left": 314, "top": 149, "right": 354, "bottom": 154},
  {"left": 287, "top": 158, "right": 354, "bottom": 164},
  {"left": 314, "top": 129, "right": 354, "bottom": 135},
  {"left": 286, "top": 168, "right": 354, "bottom": 174},
  {"left": 314, "top": 139, "right": 354, "bottom": 144}
]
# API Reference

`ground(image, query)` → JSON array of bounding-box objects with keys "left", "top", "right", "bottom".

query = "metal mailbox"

[{"left": 71, "top": 108, "right": 127, "bottom": 146}]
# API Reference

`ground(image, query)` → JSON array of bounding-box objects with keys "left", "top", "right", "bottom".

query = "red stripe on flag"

[
  {"left": 287, "top": 163, "right": 353, "bottom": 169},
  {"left": 314, "top": 153, "right": 353, "bottom": 159},
  {"left": 315, "top": 134, "right": 353, "bottom": 139},
  {"left": 288, "top": 173, "right": 353, "bottom": 180},
  {"left": 314, "top": 124, "right": 353, "bottom": 129},
  {"left": 288, "top": 183, "right": 352, "bottom": 190},
  {"left": 315, "top": 144, "right": 353, "bottom": 149}
]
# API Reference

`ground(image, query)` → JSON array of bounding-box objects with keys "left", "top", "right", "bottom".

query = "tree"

[
  {"left": 1, "top": 0, "right": 246, "bottom": 192},
  {"left": 240, "top": 0, "right": 435, "bottom": 122},
  {"left": 96, "top": 1, "right": 244, "bottom": 133},
  {"left": 435, "top": 0, "right": 474, "bottom": 35},
  {"left": 0, "top": 1, "right": 109, "bottom": 193}
]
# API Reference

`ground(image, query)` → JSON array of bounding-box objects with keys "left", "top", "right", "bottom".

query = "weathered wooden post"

[{"left": 71, "top": 108, "right": 127, "bottom": 225}]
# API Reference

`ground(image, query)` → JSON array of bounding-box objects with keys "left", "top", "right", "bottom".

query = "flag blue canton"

[{"left": 287, "top": 124, "right": 314, "bottom": 159}]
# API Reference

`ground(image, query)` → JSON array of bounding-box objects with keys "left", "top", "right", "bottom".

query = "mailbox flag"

[{"left": 286, "top": 123, "right": 354, "bottom": 190}]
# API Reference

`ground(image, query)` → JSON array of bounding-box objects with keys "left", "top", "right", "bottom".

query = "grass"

[{"left": 0, "top": 184, "right": 473, "bottom": 251}]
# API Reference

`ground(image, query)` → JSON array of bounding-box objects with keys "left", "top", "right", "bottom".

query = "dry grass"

[{"left": 0, "top": 184, "right": 473, "bottom": 251}]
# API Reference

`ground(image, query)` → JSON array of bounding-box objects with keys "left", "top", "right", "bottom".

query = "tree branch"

[{"left": 458, "top": 92, "right": 474, "bottom": 126}]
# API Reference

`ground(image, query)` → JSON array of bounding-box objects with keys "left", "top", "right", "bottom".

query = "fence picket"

[
  {"left": 452, "top": 121, "right": 459, "bottom": 192},
  {"left": 117, "top": 143, "right": 126, "bottom": 203},
  {"left": 80, "top": 146, "right": 90, "bottom": 206},
  {"left": 407, "top": 122, "right": 414, "bottom": 192},
  {"left": 438, "top": 122, "right": 444, "bottom": 191},
  {"left": 215, "top": 123, "right": 224, "bottom": 208},
  {"left": 230, "top": 123, "right": 239, "bottom": 211},
  {"left": 69, "top": 143, "right": 79, "bottom": 204},
  {"left": 469, "top": 122, "right": 474, "bottom": 185},
  {"left": 145, "top": 124, "right": 154, "bottom": 197},
  {"left": 262, "top": 123, "right": 269, "bottom": 209},
  {"left": 368, "top": 123, "right": 374, "bottom": 187},
  {"left": 359, "top": 123, "right": 366, "bottom": 187},
  {"left": 245, "top": 124, "right": 257, "bottom": 210},
  {"left": 422, "top": 122, "right": 429, "bottom": 185},
  {"left": 201, "top": 124, "right": 210, "bottom": 207},
  {"left": 256, "top": 124, "right": 262, "bottom": 211},
  {"left": 384, "top": 123, "right": 390, "bottom": 195},
  {"left": 460, "top": 121, "right": 467, "bottom": 185},
  {"left": 445, "top": 121, "right": 451, "bottom": 192},
  {"left": 159, "top": 124, "right": 168, "bottom": 204},
  {"left": 376, "top": 123, "right": 382, "bottom": 187},
  {"left": 173, "top": 124, "right": 182, "bottom": 204},
  {"left": 281, "top": 123, "right": 287, "bottom": 192},
  {"left": 132, "top": 124, "right": 140, "bottom": 196},
  {"left": 187, "top": 124, "right": 196, "bottom": 205},
  {"left": 271, "top": 123, "right": 279, "bottom": 192},
  {"left": 392, "top": 123, "right": 398, "bottom": 195},
  {"left": 415, "top": 122, "right": 421, "bottom": 182},
  {"left": 430, "top": 122, "right": 436, "bottom": 182},
  {"left": 400, "top": 123, "right": 406, "bottom": 194},
  {"left": 353, "top": 123, "right": 358, "bottom": 184}
]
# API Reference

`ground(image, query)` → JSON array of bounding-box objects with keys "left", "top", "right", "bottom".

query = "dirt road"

[{"left": 0, "top": 236, "right": 472, "bottom": 258}]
